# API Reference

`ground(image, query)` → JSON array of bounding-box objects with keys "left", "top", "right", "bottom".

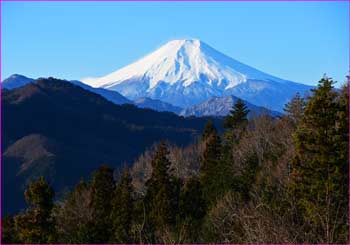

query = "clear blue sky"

[{"left": 2, "top": 1, "right": 349, "bottom": 86}]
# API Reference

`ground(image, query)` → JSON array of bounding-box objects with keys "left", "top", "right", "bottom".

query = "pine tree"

[
  {"left": 330, "top": 82, "right": 349, "bottom": 242},
  {"left": 90, "top": 165, "right": 115, "bottom": 243},
  {"left": 290, "top": 77, "right": 348, "bottom": 243},
  {"left": 284, "top": 92, "right": 306, "bottom": 125},
  {"left": 222, "top": 99, "right": 250, "bottom": 167},
  {"left": 223, "top": 99, "right": 250, "bottom": 132},
  {"left": 202, "top": 120, "right": 217, "bottom": 141},
  {"left": 235, "top": 153, "right": 259, "bottom": 201},
  {"left": 178, "top": 177, "right": 206, "bottom": 242},
  {"left": 110, "top": 168, "right": 134, "bottom": 243},
  {"left": 145, "top": 142, "right": 179, "bottom": 236},
  {"left": 14, "top": 177, "right": 56, "bottom": 243},
  {"left": 179, "top": 177, "right": 206, "bottom": 220},
  {"left": 199, "top": 126, "right": 223, "bottom": 205}
]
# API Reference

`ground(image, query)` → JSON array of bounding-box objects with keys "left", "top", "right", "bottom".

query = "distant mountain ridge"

[
  {"left": 180, "top": 95, "right": 281, "bottom": 117},
  {"left": 2, "top": 74, "right": 132, "bottom": 105},
  {"left": 2, "top": 75, "right": 181, "bottom": 114},
  {"left": 133, "top": 97, "right": 182, "bottom": 114},
  {"left": 2, "top": 74, "right": 34, "bottom": 90},
  {"left": 2, "top": 78, "right": 220, "bottom": 215},
  {"left": 82, "top": 39, "right": 313, "bottom": 111},
  {"left": 3, "top": 74, "right": 279, "bottom": 116}
]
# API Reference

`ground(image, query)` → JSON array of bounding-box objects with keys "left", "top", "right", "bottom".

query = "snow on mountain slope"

[
  {"left": 224, "top": 79, "right": 311, "bottom": 113},
  {"left": 83, "top": 39, "right": 286, "bottom": 89},
  {"left": 81, "top": 39, "right": 312, "bottom": 112}
]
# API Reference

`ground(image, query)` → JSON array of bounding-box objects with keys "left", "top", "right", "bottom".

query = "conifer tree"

[
  {"left": 110, "top": 168, "right": 134, "bottom": 243},
  {"left": 222, "top": 99, "right": 250, "bottom": 166},
  {"left": 14, "top": 177, "right": 56, "bottom": 243},
  {"left": 202, "top": 120, "right": 217, "bottom": 141},
  {"left": 90, "top": 165, "right": 115, "bottom": 243},
  {"left": 221, "top": 98, "right": 275, "bottom": 206},
  {"left": 236, "top": 153, "right": 259, "bottom": 201},
  {"left": 199, "top": 125, "right": 223, "bottom": 205},
  {"left": 179, "top": 177, "right": 206, "bottom": 220},
  {"left": 284, "top": 92, "right": 305, "bottom": 125},
  {"left": 223, "top": 98, "right": 250, "bottom": 132},
  {"left": 178, "top": 177, "right": 206, "bottom": 241},
  {"left": 290, "top": 77, "right": 348, "bottom": 243},
  {"left": 145, "top": 142, "right": 179, "bottom": 236}
]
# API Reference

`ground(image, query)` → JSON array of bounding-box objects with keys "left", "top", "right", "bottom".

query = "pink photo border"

[{"left": 0, "top": 0, "right": 348, "bottom": 244}]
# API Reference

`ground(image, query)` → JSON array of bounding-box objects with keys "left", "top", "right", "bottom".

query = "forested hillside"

[
  {"left": 2, "top": 77, "right": 348, "bottom": 244},
  {"left": 1, "top": 78, "right": 220, "bottom": 215}
]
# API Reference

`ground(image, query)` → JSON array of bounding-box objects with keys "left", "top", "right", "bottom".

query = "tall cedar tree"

[
  {"left": 90, "top": 165, "right": 115, "bottom": 243},
  {"left": 290, "top": 77, "right": 348, "bottom": 243},
  {"left": 201, "top": 120, "right": 217, "bottom": 141},
  {"left": 235, "top": 153, "right": 259, "bottom": 201},
  {"left": 145, "top": 142, "right": 179, "bottom": 236},
  {"left": 222, "top": 100, "right": 250, "bottom": 199},
  {"left": 178, "top": 177, "right": 206, "bottom": 242},
  {"left": 223, "top": 99, "right": 249, "bottom": 134},
  {"left": 199, "top": 122, "right": 223, "bottom": 205},
  {"left": 284, "top": 92, "right": 306, "bottom": 125},
  {"left": 110, "top": 168, "right": 134, "bottom": 243},
  {"left": 14, "top": 177, "right": 56, "bottom": 243},
  {"left": 223, "top": 99, "right": 249, "bottom": 153},
  {"left": 223, "top": 99, "right": 249, "bottom": 175}
]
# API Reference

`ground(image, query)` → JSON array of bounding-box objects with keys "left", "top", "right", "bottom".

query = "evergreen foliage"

[
  {"left": 144, "top": 142, "right": 179, "bottom": 239},
  {"left": 235, "top": 152, "right": 259, "bottom": 201},
  {"left": 284, "top": 92, "right": 306, "bottom": 125},
  {"left": 54, "top": 180, "right": 95, "bottom": 243},
  {"left": 290, "top": 77, "right": 348, "bottom": 243},
  {"left": 178, "top": 177, "right": 206, "bottom": 242},
  {"left": 201, "top": 120, "right": 217, "bottom": 140},
  {"left": 199, "top": 124, "right": 223, "bottom": 205},
  {"left": 223, "top": 99, "right": 249, "bottom": 131},
  {"left": 14, "top": 177, "right": 56, "bottom": 243},
  {"left": 3, "top": 76, "right": 348, "bottom": 244},
  {"left": 90, "top": 165, "right": 115, "bottom": 243},
  {"left": 222, "top": 98, "right": 249, "bottom": 146},
  {"left": 110, "top": 168, "right": 134, "bottom": 243}
]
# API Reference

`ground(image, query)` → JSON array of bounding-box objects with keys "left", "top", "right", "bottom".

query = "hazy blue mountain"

[
  {"left": 180, "top": 95, "right": 281, "bottom": 117},
  {"left": 2, "top": 74, "right": 34, "bottom": 89},
  {"left": 70, "top": 80, "right": 132, "bottom": 105},
  {"left": 2, "top": 74, "right": 132, "bottom": 105},
  {"left": 133, "top": 97, "right": 182, "bottom": 114}
]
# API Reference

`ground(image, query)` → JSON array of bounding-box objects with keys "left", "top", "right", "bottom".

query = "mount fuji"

[{"left": 82, "top": 39, "right": 312, "bottom": 112}]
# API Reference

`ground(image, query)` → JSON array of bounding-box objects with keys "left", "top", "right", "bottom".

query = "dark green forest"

[
  {"left": 2, "top": 77, "right": 349, "bottom": 243},
  {"left": 2, "top": 77, "right": 220, "bottom": 215}
]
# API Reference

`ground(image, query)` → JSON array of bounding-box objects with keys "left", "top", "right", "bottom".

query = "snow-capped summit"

[
  {"left": 82, "top": 39, "right": 312, "bottom": 111},
  {"left": 83, "top": 39, "right": 285, "bottom": 89}
]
